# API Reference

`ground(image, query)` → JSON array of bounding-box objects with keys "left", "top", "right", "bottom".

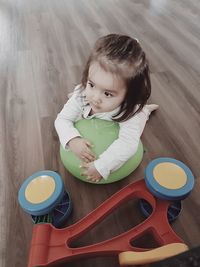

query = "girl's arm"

[
  {"left": 54, "top": 87, "right": 83, "bottom": 149},
  {"left": 55, "top": 86, "right": 96, "bottom": 162},
  {"left": 93, "top": 108, "right": 150, "bottom": 179}
]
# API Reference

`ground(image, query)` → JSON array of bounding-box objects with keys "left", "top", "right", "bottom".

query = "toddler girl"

[{"left": 55, "top": 34, "right": 158, "bottom": 182}]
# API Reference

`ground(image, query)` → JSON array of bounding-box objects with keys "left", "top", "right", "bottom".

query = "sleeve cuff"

[{"left": 94, "top": 161, "right": 110, "bottom": 180}]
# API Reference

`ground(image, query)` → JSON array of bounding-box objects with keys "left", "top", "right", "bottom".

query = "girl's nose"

[{"left": 92, "top": 94, "right": 101, "bottom": 104}]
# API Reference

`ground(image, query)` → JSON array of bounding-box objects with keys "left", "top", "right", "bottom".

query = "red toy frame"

[{"left": 28, "top": 179, "right": 184, "bottom": 267}]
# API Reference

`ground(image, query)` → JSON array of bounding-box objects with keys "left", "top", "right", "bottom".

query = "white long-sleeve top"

[{"left": 55, "top": 85, "right": 150, "bottom": 179}]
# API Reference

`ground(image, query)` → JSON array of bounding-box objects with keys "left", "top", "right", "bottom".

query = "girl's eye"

[
  {"left": 104, "top": 91, "right": 113, "bottom": 97},
  {"left": 88, "top": 82, "right": 94, "bottom": 88}
]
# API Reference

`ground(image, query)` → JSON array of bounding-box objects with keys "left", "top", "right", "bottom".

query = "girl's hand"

[
  {"left": 80, "top": 162, "right": 102, "bottom": 182},
  {"left": 68, "top": 137, "right": 96, "bottom": 162}
]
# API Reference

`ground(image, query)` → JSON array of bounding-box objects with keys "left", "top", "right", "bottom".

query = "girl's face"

[{"left": 85, "top": 62, "right": 127, "bottom": 114}]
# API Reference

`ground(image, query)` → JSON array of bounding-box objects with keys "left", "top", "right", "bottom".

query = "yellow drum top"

[
  {"left": 153, "top": 162, "right": 187, "bottom": 189},
  {"left": 25, "top": 175, "right": 56, "bottom": 204}
]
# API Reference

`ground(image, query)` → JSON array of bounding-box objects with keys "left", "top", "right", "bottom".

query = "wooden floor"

[{"left": 0, "top": 0, "right": 200, "bottom": 266}]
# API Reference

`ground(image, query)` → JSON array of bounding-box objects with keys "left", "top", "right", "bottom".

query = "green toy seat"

[{"left": 60, "top": 119, "right": 143, "bottom": 184}]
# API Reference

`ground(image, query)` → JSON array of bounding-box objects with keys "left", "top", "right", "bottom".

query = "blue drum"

[
  {"left": 140, "top": 157, "right": 194, "bottom": 222},
  {"left": 18, "top": 171, "right": 72, "bottom": 227},
  {"left": 144, "top": 158, "right": 194, "bottom": 200}
]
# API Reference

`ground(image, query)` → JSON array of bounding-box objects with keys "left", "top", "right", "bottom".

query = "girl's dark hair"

[{"left": 81, "top": 34, "right": 151, "bottom": 122}]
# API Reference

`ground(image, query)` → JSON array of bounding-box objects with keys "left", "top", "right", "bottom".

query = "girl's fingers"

[
  {"left": 82, "top": 152, "right": 95, "bottom": 162},
  {"left": 86, "top": 148, "right": 96, "bottom": 159},
  {"left": 86, "top": 176, "right": 100, "bottom": 182},
  {"left": 81, "top": 157, "right": 89, "bottom": 163},
  {"left": 85, "top": 140, "right": 93, "bottom": 148},
  {"left": 80, "top": 172, "right": 86, "bottom": 176},
  {"left": 80, "top": 162, "right": 88, "bottom": 169},
  {"left": 81, "top": 173, "right": 100, "bottom": 182},
  {"left": 81, "top": 154, "right": 90, "bottom": 162},
  {"left": 87, "top": 176, "right": 97, "bottom": 182},
  {"left": 92, "top": 178, "right": 100, "bottom": 182},
  {"left": 85, "top": 141, "right": 96, "bottom": 158},
  {"left": 85, "top": 147, "right": 96, "bottom": 158}
]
